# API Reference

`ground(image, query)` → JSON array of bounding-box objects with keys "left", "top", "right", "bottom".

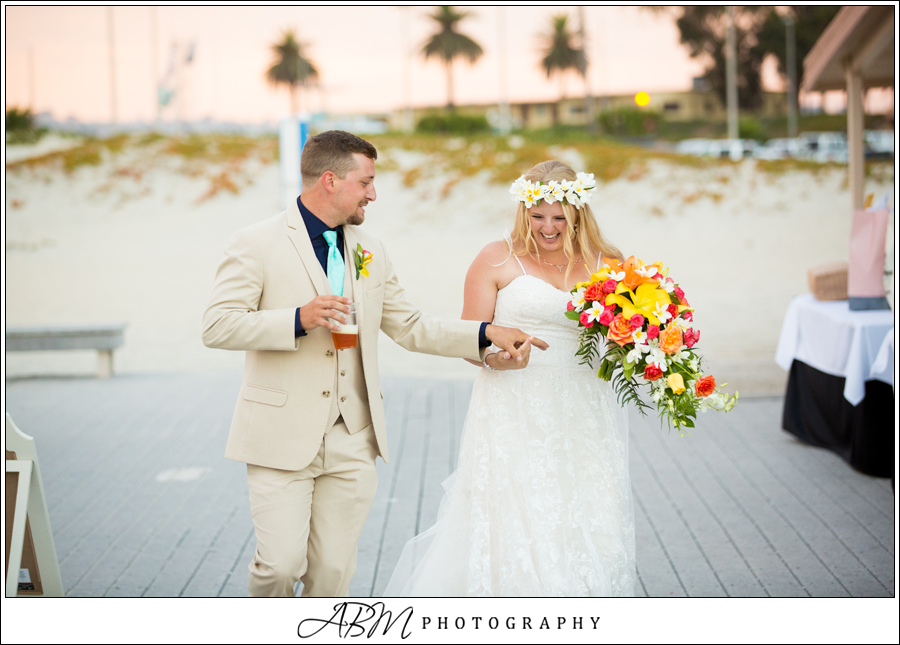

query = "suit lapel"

[{"left": 286, "top": 198, "right": 330, "bottom": 297}]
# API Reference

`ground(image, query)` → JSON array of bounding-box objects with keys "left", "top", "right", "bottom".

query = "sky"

[{"left": 2, "top": 5, "right": 883, "bottom": 125}]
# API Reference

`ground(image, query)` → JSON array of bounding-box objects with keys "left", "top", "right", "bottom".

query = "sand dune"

[{"left": 5, "top": 138, "right": 893, "bottom": 394}]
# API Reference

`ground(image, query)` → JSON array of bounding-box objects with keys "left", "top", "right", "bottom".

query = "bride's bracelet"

[{"left": 483, "top": 352, "right": 499, "bottom": 371}]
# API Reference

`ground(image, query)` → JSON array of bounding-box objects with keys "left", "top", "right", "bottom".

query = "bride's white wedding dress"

[{"left": 383, "top": 254, "right": 635, "bottom": 597}]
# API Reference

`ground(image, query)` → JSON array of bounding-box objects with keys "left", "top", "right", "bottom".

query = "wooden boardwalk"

[{"left": 4, "top": 369, "right": 895, "bottom": 597}]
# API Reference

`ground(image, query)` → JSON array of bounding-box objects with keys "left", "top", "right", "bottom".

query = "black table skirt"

[{"left": 782, "top": 360, "right": 895, "bottom": 478}]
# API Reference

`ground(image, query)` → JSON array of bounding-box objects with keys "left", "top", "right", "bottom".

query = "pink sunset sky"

[{"left": 2, "top": 5, "right": 877, "bottom": 124}]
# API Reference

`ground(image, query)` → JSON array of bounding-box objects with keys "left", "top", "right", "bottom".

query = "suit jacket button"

[
  {"left": 322, "top": 391, "right": 330, "bottom": 398},
  {"left": 340, "top": 396, "right": 347, "bottom": 402},
  {"left": 326, "top": 350, "right": 334, "bottom": 357},
  {"left": 340, "top": 370, "right": 346, "bottom": 376}
]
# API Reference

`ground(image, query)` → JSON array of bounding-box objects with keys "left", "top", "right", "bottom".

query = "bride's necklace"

[{"left": 540, "top": 256, "right": 581, "bottom": 273}]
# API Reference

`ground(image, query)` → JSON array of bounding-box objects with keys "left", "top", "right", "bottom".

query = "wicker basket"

[{"left": 808, "top": 261, "right": 848, "bottom": 301}]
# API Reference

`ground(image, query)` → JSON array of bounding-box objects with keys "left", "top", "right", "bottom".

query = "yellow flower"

[
  {"left": 667, "top": 373, "right": 686, "bottom": 394},
  {"left": 604, "top": 281, "right": 672, "bottom": 326}
]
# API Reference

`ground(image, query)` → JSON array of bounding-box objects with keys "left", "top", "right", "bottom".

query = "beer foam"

[{"left": 335, "top": 324, "right": 358, "bottom": 334}]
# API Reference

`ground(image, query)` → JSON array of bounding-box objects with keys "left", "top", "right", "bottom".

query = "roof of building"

[{"left": 802, "top": 5, "right": 895, "bottom": 92}]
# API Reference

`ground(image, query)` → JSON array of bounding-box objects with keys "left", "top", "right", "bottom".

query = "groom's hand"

[
  {"left": 485, "top": 324, "right": 549, "bottom": 362},
  {"left": 300, "top": 296, "right": 352, "bottom": 332}
]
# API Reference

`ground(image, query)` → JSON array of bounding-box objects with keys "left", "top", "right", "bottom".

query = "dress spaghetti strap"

[{"left": 503, "top": 230, "right": 527, "bottom": 276}]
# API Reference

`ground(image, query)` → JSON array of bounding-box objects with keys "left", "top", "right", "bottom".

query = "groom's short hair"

[{"left": 301, "top": 130, "right": 378, "bottom": 186}]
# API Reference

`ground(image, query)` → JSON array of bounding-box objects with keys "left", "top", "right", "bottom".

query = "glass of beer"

[{"left": 331, "top": 303, "right": 358, "bottom": 350}]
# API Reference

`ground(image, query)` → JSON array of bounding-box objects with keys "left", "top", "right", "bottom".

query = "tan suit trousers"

[{"left": 246, "top": 419, "right": 378, "bottom": 597}]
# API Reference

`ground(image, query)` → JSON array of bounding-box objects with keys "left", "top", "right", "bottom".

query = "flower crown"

[{"left": 509, "top": 172, "right": 597, "bottom": 209}]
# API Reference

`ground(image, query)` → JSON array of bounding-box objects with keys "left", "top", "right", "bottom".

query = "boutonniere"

[{"left": 354, "top": 243, "right": 374, "bottom": 279}]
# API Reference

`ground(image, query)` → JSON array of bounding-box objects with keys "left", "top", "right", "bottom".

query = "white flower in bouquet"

[
  {"left": 585, "top": 301, "right": 605, "bottom": 324},
  {"left": 626, "top": 344, "right": 650, "bottom": 364},
  {"left": 658, "top": 276, "right": 675, "bottom": 294},
  {"left": 653, "top": 301, "right": 673, "bottom": 324},
  {"left": 570, "top": 287, "right": 586, "bottom": 312}
]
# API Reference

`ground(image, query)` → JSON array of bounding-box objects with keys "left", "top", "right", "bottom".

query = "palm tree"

[
  {"left": 265, "top": 30, "right": 319, "bottom": 114},
  {"left": 540, "top": 14, "right": 585, "bottom": 108},
  {"left": 421, "top": 6, "right": 484, "bottom": 109}
]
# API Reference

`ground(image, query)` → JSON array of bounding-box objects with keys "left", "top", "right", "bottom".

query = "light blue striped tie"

[{"left": 322, "top": 230, "right": 344, "bottom": 297}]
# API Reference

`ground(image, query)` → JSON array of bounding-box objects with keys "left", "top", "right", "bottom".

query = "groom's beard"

[{"left": 346, "top": 202, "right": 368, "bottom": 226}]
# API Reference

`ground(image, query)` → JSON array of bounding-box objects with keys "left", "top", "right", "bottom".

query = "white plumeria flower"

[
  {"left": 544, "top": 180, "right": 566, "bottom": 204},
  {"left": 565, "top": 189, "right": 583, "bottom": 208},
  {"left": 635, "top": 265, "right": 657, "bottom": 278},
  {"left": 657, "top": 277, "right": 675, "bottom": 293},
  {"left": 670, "top": 349, "right": 688, "bottom": 364},
  {"left": 632, "top": 329, "right": 649, "bottom": 345},
  {"left": 576, "top": 172, "right": 596, "bottom": 189},
  {"left": 509, "top": 176, "right": 530, "bottom": 203},
  {"left": 570, "top": 287, "right": 586, "bottom": 312},
  {"left": 653, "top": 301, "right": 673, "bottom": 324},
  {"left": 523, "top": 182, "right": 544, "bottom": 208},
  {"left": 585, "top": 301, "right": 605, "bottom": 323}
]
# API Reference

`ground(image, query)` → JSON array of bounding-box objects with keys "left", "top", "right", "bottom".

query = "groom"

[{"left": 202, "top": 130, "right": 543, "bottom": 597}]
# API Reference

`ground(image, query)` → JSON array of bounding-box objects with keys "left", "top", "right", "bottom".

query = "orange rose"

[
  {"left": 606, "top": 313, "right": 634, "bottom": 347},
  {"left": 658, "top": 326, "right": 683, "bottom": 355},
  {"left": 583, "top": 282, "right": 605, "bottom": 303},
  {"left": 695, "top": 375, "right": 716, "bottom": 397}
]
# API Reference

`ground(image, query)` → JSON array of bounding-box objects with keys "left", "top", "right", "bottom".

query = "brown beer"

[{"left": 331, "top": 324, "right": 358, "bottom": 350}]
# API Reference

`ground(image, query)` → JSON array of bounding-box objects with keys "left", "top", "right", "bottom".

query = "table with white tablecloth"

[{"left": 775, "top": 294, "right": 895, "bottom": 478}]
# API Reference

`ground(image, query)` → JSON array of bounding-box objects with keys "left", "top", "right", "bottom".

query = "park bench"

[{"left": 5, "top": 324, "right": 127, "bottom": 378}]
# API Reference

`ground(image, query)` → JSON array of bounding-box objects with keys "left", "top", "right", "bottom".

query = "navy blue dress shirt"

[{"left": 294, "top": 196, "right": 490, "bottom": 347}]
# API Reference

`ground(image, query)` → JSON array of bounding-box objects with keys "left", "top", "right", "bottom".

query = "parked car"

[
  {"left": 865, "top": 130, "right": 894, "bottom": 160},
  {"left": 675, "top": 138, "right": 756, "bottom": 159},
  {"left": 798, "top": 131, "right": 848, "bottom": 163},
  {"left": 754, "top": 138, "right": 811, "bottom": 160}
]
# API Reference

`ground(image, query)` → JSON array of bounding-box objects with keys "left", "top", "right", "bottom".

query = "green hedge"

[
  {"left": 416, "top": 113, "right": 490, "bottom": 134},
  {"left": 598, "top": 108, "right": 663, "bottom": 137}
]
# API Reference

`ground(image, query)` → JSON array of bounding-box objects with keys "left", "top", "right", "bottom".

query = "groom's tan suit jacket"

[{"left": 202, "top": 198, "right": 485, "bottom": 471}]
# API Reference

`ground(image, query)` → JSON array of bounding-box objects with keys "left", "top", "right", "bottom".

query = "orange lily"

[{"left": 603, "top": 256, "right": 654, "bottom": 291}]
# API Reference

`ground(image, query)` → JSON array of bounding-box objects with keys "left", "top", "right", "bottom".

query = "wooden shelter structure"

[{"left": 802, "top": 5, "right": 895, "bottom": 209}]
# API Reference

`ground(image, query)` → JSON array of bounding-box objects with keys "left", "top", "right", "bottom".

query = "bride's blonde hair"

[{"left": 509, "top": 160, "right": 623, "bottom": 279}]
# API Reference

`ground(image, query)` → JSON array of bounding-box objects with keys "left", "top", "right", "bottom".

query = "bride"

[{"left": 383, "top": 160, "right": 635, "bottom": 597}]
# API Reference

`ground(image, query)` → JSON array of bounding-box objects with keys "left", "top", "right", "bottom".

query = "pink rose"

[
  {"left": 692, "top": 329, "right": 700, "bottom": 343},
  {"left": 683, "top": 310, "right": 693, "bottom": 322},
  {"left": 674, "top": 286, "right": 685, "bottom": 301},
  {"left": 567, "top": 301, "right": 575, "bottom": 312},
  {"left": 647, "top": 324, "right": 660, "bottom": 339},
  {"left": 602, "top": 279, "right": 618, "bottom": 294},
  {"left": 580, "top": 311, "right": 594, "bottom": 328},
  {"left": 667, "top": 304, "right": 678, "bottom": 318},
  {"left": 630, "top": 314, "right": 645, "bottom": 329},
  {"left": 684, "top": 328, "right": 696, "bottom": 348},
  {"left": 598, "top": 310, "right": 614, "bottom": 326}
]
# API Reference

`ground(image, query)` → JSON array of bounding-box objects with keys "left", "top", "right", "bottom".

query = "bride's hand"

[{"left": 486, "top": 337, "right": 535, "bottom": 371}]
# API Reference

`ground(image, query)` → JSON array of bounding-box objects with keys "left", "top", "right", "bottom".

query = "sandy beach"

[{"left": 5, "top": 135, "right": 894, "bottom": 394}]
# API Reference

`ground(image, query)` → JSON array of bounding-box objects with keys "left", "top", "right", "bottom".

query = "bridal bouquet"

[{"left": 565, "top": 256, "right": 738, "bottom": 434}]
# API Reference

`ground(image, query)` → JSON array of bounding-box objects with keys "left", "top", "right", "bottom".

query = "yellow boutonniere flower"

[{"left": 354, "top": 243, "right": 374, "bottom": 279}]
